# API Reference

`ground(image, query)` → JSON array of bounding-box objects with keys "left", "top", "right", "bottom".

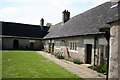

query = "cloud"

[
  {"left": 50, "top": 0, "right": 71, "bottom": 7},
  {"left": 90, "top": 0, "right": 110, "bottom": 6},
  {"left": 0, "top": 7, "right": 19, "bottom": 15},
  {"left": 0, "top": 0, "right": 111, "bottom": 25},
  {"left": 0, "top": 0, "right": 37, "bottom": 3}
]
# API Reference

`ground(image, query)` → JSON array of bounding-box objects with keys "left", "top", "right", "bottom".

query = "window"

[{"left": 69, "top": 42, "right": 77, "bottom": 50}]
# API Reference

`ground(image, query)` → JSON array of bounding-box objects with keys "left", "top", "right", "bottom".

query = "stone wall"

[
  {"left": 2, "top": 37, "right": 42, "bottom": 50},
  {"left": 44, "top": 35, "right": 108, "bottom": 65},
  {"left": 109, "top": 21, "right": 120, "bottom": 79}
]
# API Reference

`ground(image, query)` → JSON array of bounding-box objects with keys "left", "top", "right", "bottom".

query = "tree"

[{"left": 46, "top": 23, "right": 52, "bottom": 27}]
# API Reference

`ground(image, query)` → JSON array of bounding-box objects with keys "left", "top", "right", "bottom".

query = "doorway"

[
  {"left": 51, "top": 43, "right": 54, "bottom": 53},
  {"left": 48, "top": 43, "right": 51, "bottom": 53},
  {"left": 85, "top": 44, "right": 92, "bottom": 64},
  {"left": 30, "top": 42, "right": 34, "bottom": 50},
  {"left": 13, "top": 39, "right": 19, "bottom": 49}
]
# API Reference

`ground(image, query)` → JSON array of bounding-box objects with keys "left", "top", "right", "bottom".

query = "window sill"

[
  {"left": 69, "top": 50, "right": 78, "bottom": 53},
  {"left": 55, "top": 48, "right": 61, "bottom": 49}
]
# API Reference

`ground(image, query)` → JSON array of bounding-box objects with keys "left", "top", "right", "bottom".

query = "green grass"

[{"left": 2, "top": 50, "right": 80, "bottom": 78}]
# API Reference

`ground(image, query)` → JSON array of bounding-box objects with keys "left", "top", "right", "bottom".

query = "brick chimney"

[
  {"left": 40, "top": 18, "right": 44, "bottom": 27},
  {"left": 62, "top": 10, "right": 70, "bottom": 23}
]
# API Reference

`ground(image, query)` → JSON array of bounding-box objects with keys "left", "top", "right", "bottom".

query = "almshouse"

[{"left": 44, "top": 2, "right": 118, "bottom": 66}]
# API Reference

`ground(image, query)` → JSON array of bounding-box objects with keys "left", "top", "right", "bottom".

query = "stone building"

[
  {"left": 44, "top": 2, "right": 118, "bottom": 66},
  {"left": 105, "top": 1, "right": 120, "bottom": 79},
  {"left": 109, "top": 20, "right": 120, "bottom": 79},
  {"left": 0, "top": 18, "right": 49, "bottom": 50}
]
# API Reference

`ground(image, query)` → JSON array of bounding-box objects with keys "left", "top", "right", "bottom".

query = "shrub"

[
  {"left": 99, "top": 64, "right": 107, "bottom": 74},
  {"left": 51, "top": 52, "right": 54, "bottom": 55},
  {"left": 43, "top": 50, "right": 48, "bottom": 52},
  {"left": 73, "top": 58, "right": 83, "bottom": 64},
  {"left": 56, "top": 54, "right": 65, "bottom": 59},
  {"left": 55, "top": 52, "right": 64, "bottom": 59},
  {"left": 88, "top": 64, "right": 107, "bottom": 74},
  {"left": 64, "top": 57, "right": 72, "bottom": 61}
]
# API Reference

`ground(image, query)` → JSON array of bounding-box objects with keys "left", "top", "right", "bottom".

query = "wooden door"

[
  {"left": 85, "top": 44, "right": 92, "bottom": 64},
  {"left": 30, "top": 42, "right": 34, "bottom": 50},
  {"left": 51, "top": 43, "right": 54, "bottom": 53}
]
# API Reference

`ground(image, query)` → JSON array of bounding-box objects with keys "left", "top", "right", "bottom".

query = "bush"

[
  {"left": 43, "top": 50, "right": 48, "bottom": 52},
  {"left": 55, "top": 52, "right": 64, "bottom": 59},
  {"left": 88, "top": 64, "right": 107, "bottom": 74},
  {"left": 99, "top": 64, "right": 107, "bottom": 74},
  {"left": 51, "top": 52, "right": 54, "bottom": 55},
  {"left": 64, "top": 57, "right": 72, "bottom": 61},
  {"left": 73, "top": 58, "right": 83, "bottom": 64}
]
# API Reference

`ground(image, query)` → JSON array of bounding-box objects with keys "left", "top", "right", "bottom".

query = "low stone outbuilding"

[
  {"left": 43, "top": 2, "right": 117, "bottom": 66},
  {"left": 0, "top": 18, "right": 49, "bottom": 50}
]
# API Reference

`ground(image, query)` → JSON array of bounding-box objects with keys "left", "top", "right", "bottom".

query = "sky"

[{"left": 0, "top": 0, "right": 110, "bottom": 25}]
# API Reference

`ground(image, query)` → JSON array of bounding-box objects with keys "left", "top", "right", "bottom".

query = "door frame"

[
  {"left": 30, "top": 42, "right": 34, "bottom": 50},
  {"left": 85, "top": 44, "right": 92, "bottom": 64},
  {"left": 13, "top": 39, "right": 19, "bottom": 49}
]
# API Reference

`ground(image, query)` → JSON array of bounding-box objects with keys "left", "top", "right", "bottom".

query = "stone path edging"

[{"left": 36, "top": 51, "right": 106, "bottom": 79}]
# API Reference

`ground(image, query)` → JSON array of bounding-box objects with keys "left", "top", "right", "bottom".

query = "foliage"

[
  {"left": 43, "top": 49, "right": 48, "bottom": 53},
  {"left": 73, "top": 58, "right": 83, "bottom": 64},
  {"left": 64, "top": 57, "right": 72, "bottom": 62},
  {"left": 2, "top": 50, "right": 80, "bottom": 78},
  {"left": 88, "top": 64, "right": 107, "bottom": 74},
  {"left": 55, "top": 52, "right": 64, "bottom": 59},
  {"left": 46, "top": 23, "right": 52, "bottom": 27}
]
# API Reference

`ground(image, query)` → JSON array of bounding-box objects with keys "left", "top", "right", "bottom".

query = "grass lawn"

[{"left": 2, "top": 50, "right": 80, "bottom": 78}]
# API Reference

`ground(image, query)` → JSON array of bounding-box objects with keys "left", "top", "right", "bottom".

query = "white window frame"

[{"left": 68, "top": 41, "right": 78, "bottom": 51}]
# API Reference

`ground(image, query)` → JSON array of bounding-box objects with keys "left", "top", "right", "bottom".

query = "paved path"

[{"left": 36, "top": 51, "right": 106, "bottom": 79}]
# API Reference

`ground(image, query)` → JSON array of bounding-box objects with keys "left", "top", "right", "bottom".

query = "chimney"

[
  {"left": 62, "top": 10, "right": 70, "bottom": 23},
  {"left": 40, "top": 18, "right": 44, "bottom": 27}
]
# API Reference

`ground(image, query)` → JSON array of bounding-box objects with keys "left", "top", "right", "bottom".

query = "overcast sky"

[{"left": 0, "top": 0, "right": 110, "bottom": 25}]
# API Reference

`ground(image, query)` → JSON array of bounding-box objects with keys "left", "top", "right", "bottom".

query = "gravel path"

[{"left": 36, "top": 51, "right": 106, "bottom": 79}]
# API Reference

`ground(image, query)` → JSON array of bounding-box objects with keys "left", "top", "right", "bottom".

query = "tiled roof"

[
  {"left": 107, "top": 1, "right": 120, "bottom": 23},
  {"left": 1, "top": 21, "right": 49, "bottom": 38},
  {"left": 44, "top": 2, "right": 118, "bottom": 39}
]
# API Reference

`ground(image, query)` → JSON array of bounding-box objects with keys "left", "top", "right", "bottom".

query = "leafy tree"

[{"left": 46, "top": 23, "right": 52, "bottom": 27}]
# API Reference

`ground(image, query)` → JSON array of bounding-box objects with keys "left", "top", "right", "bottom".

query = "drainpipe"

[
  {"left": 105, "top": 31, "right": 110, "bottom": 80},
  {"left": 94, "top": 35, "right": 97, "bottom": 66},
  {"left": 99, "top": 28, "right": 110, "bottom": 80}
]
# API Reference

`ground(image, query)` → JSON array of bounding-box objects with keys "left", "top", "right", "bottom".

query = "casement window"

[{"left": 69, "top": 42, "right": 77, "bottom": 50}]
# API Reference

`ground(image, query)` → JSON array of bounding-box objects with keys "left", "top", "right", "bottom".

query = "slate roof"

[
  {"left": 1, "top": 21, "right": 49, "bottom": 38},
  {"left": 44, "top": 22, "right": 63, "bottom": 38},
  {"left": 107, "top": 1, "right": 120, "bottom": 23},
  {"left": 44, "top": 2, "right": 118, "bottom": 39}
]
